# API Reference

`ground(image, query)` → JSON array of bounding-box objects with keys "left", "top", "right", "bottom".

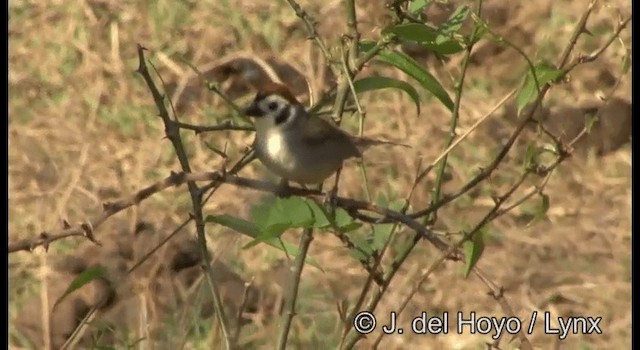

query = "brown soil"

[{"left": 9, "top": 0, "right": 631, "bottom": 349}]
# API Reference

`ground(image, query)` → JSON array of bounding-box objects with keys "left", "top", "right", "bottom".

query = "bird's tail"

[{"left": 353, "top": 137, "right": 411, "bottom": 150}]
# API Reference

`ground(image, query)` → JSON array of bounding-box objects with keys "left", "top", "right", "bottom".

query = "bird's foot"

[
  {"left": 323, "top": 185, "right": 339, "bottom": 208},
  {"left": 275, "top": 179, "right": 293, "bottom": 198}
]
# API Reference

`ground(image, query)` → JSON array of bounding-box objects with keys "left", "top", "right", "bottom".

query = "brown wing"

[{"left": 301, "top": 115, "right": 362, "bottom": 158}]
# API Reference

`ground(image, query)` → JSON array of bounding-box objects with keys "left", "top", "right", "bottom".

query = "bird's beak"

[{"left": 243, "top": 101, "right": 262, "bottom": 117}]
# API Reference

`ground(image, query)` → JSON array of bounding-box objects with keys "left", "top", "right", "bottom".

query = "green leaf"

[
  {"left": 247, "top": 197, "right": 316, "bottom": 245},
  {"left": 334, "top": 208, "right": 362, "bottom": 233},
  {"left": 408, "top": 0, "right": 430, "bottom": 14},
  {"left": 523, "top": 143, "right": 541, "bottom": 170},
  {"left": 206, "top": 214, "right": 286, "bottom": 250},
  {"left": 303, "top": 198, "right": 363, "bottom": 233},
  {"left": 349, "top": 235, "right": 375, "bottom": 262},
  {"left": 273, "top": 197, "right": 316, "bottom": 228},
  {"left": 206, "top": 214, "right": 321, "bottom": 268},
  {"left": 372, "top": 222, "right": 394, "bottom": 252},
  {"left": 584, "top": 112, "right": 599, "bottom": 134},
  {"left": 259, "top": 222, "right": 292, "bottom": 241},
  {"left": 305, "top": 199, "right": 332, "bottom": 229},
  {"left": 340, "top": 222, "right": 363, "bottom": 233},
  {"left": 353, "top": 76, "right": 421, "bottom": 115},
  {"left": 527, "top": 193, "right": 550, "bottom": 227},
  {"left": 622, "top": 51, "right": 631, "bottom": 74},
  {"left": 250, "top": 202, "right": 272, "bottom": 229},
  {"left": 516, "top": 62, "right": 563, "bottom": 116},
  {"left": 207, "top": 214, "right": 261, "bottom": 237},
  {"left": 462, "top": 227, "right": 486, "bottom": 278},
  {"left": 426, "top": 40, "right": 466, "bottom": 55},
  {"left": 54, "top": 266, "right": 106, "bottom": 309},
  {"left": 383, "top": 23, "right": 465, "bottom": 55},
  {"left": 440, "top": 5, "right": 469, "bottom": 35},
  {"left": 383, "top": 23, "right": 438, "bottom": 42},
  {"left": 371, "top": 198, "right": 405, "bottom": 250},
  {"left": 360, "top": 41, "right": 454, "bottom": 111},
  {"left": 468, "top": 25, "right": 487, "bottom": 44}
]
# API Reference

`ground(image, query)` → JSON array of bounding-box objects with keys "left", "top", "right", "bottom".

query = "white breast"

[{"left": 265, "top": 132, "right": 284, "bottom": 160}]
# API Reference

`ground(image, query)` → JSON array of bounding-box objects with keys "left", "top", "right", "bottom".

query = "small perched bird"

[{"left": 243, "top": 82, "right": 408, "bottom": 186}]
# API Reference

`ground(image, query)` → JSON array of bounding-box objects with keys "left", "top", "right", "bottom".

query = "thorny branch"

[
  {"left": 135, "top": 45, "right": 233, "bottom": 349},
  {"left": 9, "top": 1, "right": 629, "bottom": 349},
  {"left": 283, "top": 0, "right": 333, "bottom": 68},
  {"left": 9, "top": 169, "right": 447, "bottom": 251},
  {"left": 342, "top": 0, "right": 628, "bottom": 348}
]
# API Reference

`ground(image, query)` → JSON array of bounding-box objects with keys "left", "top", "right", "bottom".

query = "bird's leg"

[
  {"left": 323, "top": 168, "right": 342, "bottom": 209},
  {"left": 275, "top": 178, "right": 293, "bottom": 198}
]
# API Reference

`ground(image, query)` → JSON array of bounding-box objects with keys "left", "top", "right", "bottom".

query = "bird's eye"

[{"left": 267, "top": 102, "right": 278, "bottom": 111}]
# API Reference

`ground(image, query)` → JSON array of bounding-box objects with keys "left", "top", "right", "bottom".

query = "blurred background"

[{"left": 9, "top": 0, "right": 631, "bottom": 349}]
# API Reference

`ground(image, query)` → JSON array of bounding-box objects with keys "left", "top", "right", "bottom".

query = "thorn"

[
  {"left": 102, "top": 202, "right": 114, "bottom": 211},
  {"left": 80, "top": 221, "right": 102, "bottom": 246},
  {"left": 580, "top": 26, "right": 593, "bottom": 36},
  {"left": 80, "top": 221, "right": 94, "bottom": 237},
  {"left": 220, "top": 164, "right": 227, "bottom": 178},
  {"left": 39, "top": 232, "right": 50, "bottom": 252}
]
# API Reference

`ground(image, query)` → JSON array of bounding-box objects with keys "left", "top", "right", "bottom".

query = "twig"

[
  {"left": 407, "top": 0, "right": 617, "bottom": 221},
  {"left": 557, "top": 0, "right": 599, "bottom": 68},
  {"left": 8, "top": 168, "right": 454, "bottom": 255},
  {"left": 135, "top": 45, "right": 233, "bottom": 350},
  {"left": 564, "top": 14, "right": 631, "bottom": 69},
  {"left": 176, "top": 121, "right": 253, "bottom": 134},
  {"left": 366, "top": 56, "right": 627, "bottom": 349},
  {"left": 179, "top": 57, "right": 245, "bottom": 116},
  {"left": 59, "top": 304, "right": 100, "bottom": 350},
  {"left": 276, "top": 228, "right": 314, "bottom": 350},
  {"left": 232, "top": 279, "right": 254, "bottom": 347},
  {"left": 341, "top": 1, "right": 487, "bottom": 346},
  {"left": 430, "top": 88, "right": 517, "bottom": 169},
  {"left": 345, "top": 0, "right": 359, "bottom": 69},
  {"left": 340, "top": 0, "right": 627, "bottom": 347},
  {"left": 332, "top": 34, "right": 397, "bottom": 123},
  {"left": 428, "top": 0, "right": 484, "bottom": 224},
  {"left": 341, "top": 165, "right": 422, "bottom": 346},
  {"left": 283, "top": 0, "right": 333, "bottom": 66}
]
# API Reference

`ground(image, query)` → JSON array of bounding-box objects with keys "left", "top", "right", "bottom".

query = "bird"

[{"left": 243, "top": 82, "right": 408, "bottom": 187}]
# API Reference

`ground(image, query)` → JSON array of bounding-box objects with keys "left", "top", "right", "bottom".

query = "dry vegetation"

[{"left": 9, "top": 0, "right": 631, "bottom": 349}]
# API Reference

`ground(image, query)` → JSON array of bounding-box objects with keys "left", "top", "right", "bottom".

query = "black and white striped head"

[{"left": 243, "top": 82, "right": 305, "bottom": 128}]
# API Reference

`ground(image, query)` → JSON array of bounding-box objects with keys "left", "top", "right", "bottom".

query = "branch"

[
  {"left": 135, "top": 45, "right": 233, "bottom": 349},
  {"left": 428, "top": 0, "right": 484, "bottom": 224},
  {"left": 176, "top": 120, "right": 254, "bottom": 134},
  {"left": 10, "top": 169, "right": 451, "bottom": 252},
  {"left": 408, "top": 0, "right": 624, "bottom": 221},
  {"left": 276, "top": 228, "right": 314, "bottom": 350},
  {"left": 283, "top": 0, "right": 333, "bottom": 66}
]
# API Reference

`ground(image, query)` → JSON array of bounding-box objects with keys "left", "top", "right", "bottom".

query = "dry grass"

[{"left": 9, "top": 0, "right": 631, "bottom": 349}]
